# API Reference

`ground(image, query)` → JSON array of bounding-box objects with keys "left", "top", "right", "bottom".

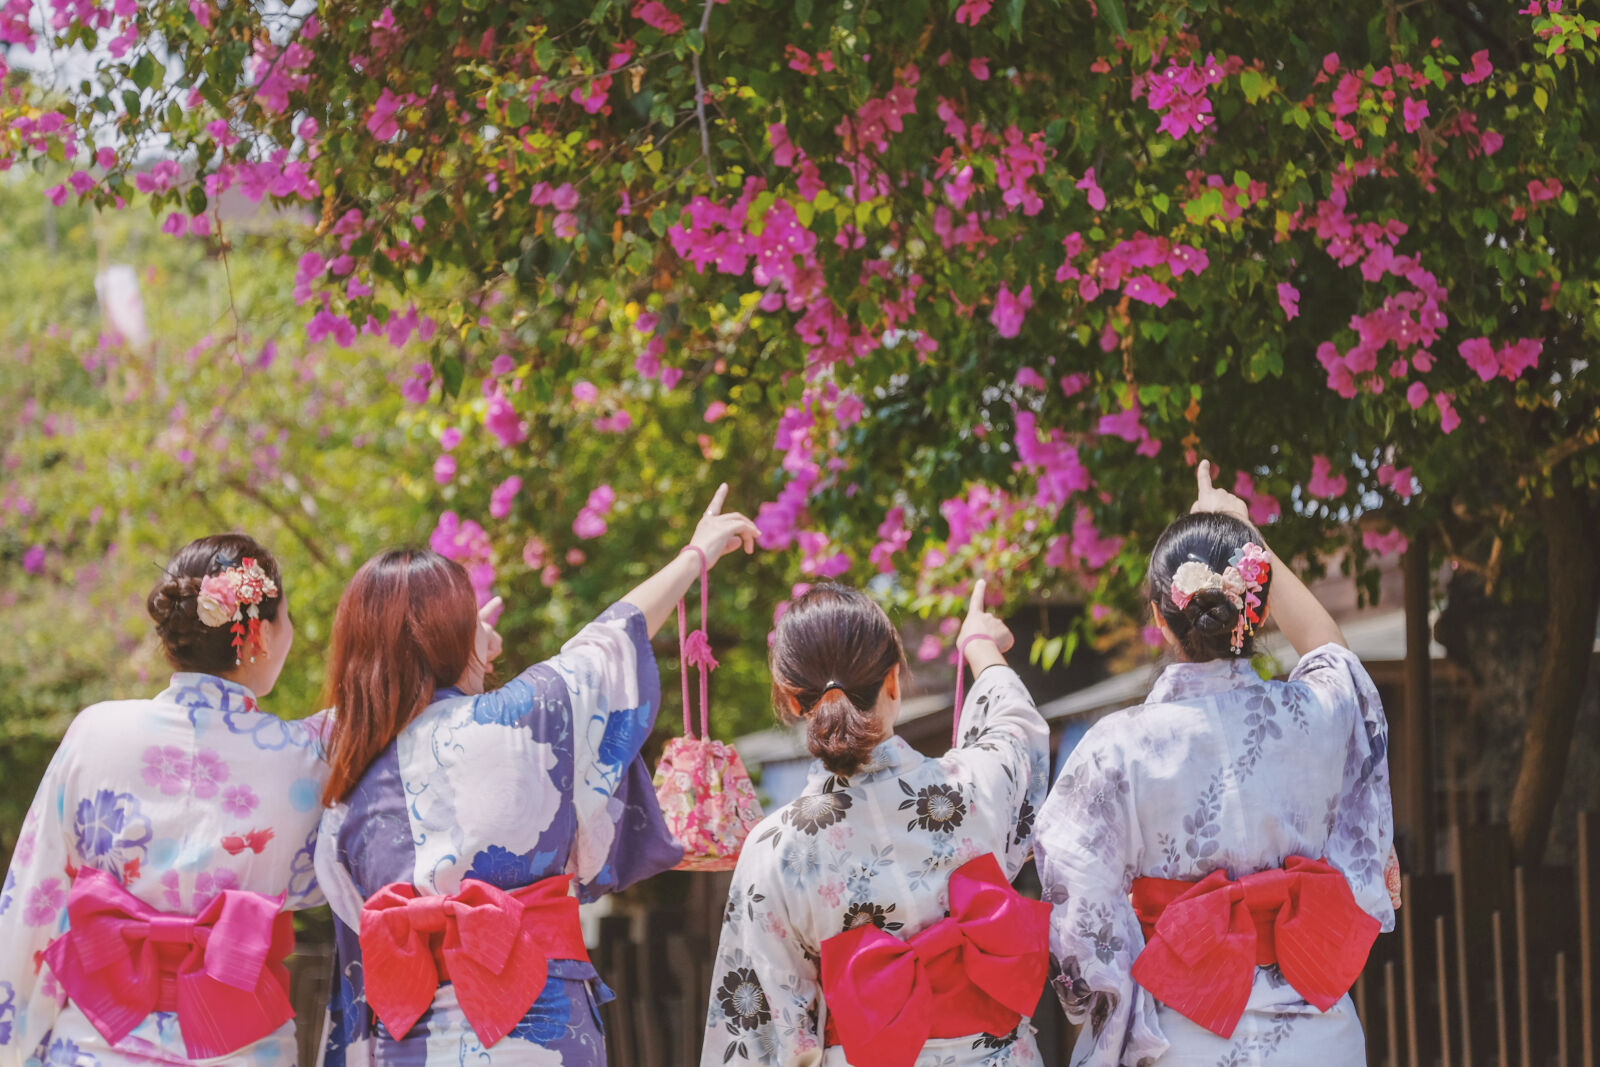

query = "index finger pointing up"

[
  {"left": 968, "top": 578, "right": 988, "bottom": 616},
  {"left": 704, "top": 482, "right": 728, "bottom": 518},
  {"left": 1196, "top": 459, "right": 1214, "bottom": 495}
]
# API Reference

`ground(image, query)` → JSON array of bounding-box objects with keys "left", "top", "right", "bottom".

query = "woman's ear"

[
  {"left": 1150, "top": 601, "right": 1179, "bottom": 649},
  {"left": 883, "top": 662, "right": 901, "bottom": 701},
  {"left": 784, "top": 692, "right": 804, "bottom": 718}
]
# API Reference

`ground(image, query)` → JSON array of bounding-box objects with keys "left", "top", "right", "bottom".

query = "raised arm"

[
  {"left": 620, "top": 483, "right": 758, "bottom": 637},
  {"left": 1191, "top": 460, "right": 1346, "bottom": 654}
]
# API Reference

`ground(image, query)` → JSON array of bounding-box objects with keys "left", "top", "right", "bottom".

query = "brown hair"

[
  {"left": 147, "top": 533, "right": 284, "bottom": 675},
  {"left": 770, "top": 585, "right": 906, "bottom": 777},
  {"left": 320, "top": 548, "right": 479, "bottom": 805}
]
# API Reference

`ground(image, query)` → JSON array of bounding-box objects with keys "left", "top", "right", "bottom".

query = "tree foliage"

[{"left": 4, "top": 0, "right": 1599, "bottom": 857}]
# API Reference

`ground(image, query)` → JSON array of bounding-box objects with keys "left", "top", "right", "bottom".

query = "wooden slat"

[
  {"left": 1402, "top": 874, "right": 1420, "bottom": 1067},
  {"left": 1581, "top": 811, "right": 1595, "bottom": 1067},
  {"left": 1386, "top": 961, "right": 1402, "bottom": 1067},
  {"left": 1558, "top": 951, "right": 1571, "bottom": 1067},
  {"left": 1515, "top": 867, "right": 1532, "bottom": 1067},
  {"left": 1452, "top": 828, "right": 1477, "bottom": 1067},
  {"left": 1494, "top": 909, "right": 1511, "bottom": 1067},
  {"left": 1436, "top": 915, "right": 1453, "bottom": 1067}
]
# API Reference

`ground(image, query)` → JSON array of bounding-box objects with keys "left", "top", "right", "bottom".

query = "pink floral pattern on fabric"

[{"left": 653, "top": 738, "right": 765, "bottom": 872}]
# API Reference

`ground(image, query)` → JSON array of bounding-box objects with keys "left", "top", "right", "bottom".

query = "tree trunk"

[{"left": 1507, "top": 472, "right": 1600, "bottom": 865}]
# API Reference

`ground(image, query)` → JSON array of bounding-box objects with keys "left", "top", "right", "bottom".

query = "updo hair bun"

[
  {"left": 769, "top": 585, "right": 907, "bottom": 778},
  {"left": 146, "top": 533, "right": 283, "bottom": 675},
  {"left": 1147, "top": 512, "right": 1272, "bottom": 662}
]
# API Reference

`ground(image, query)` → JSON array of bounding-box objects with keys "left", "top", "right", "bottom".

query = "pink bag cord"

[
  {"left": 950, "top": 634, "right": 999, "bottom": 746},
  {"left": 677, "top": 546, "right": 717, "bottom": 739}
]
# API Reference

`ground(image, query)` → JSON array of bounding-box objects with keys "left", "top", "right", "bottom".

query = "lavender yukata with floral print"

[
  {"left": 700, "top": 665, "right": 1050, "bottom": 1067},
  {"left": 0, "top": 675, "right": 330, "bottom": 1067},
  {"left": 315, "top": 603, "right": 682, "bottom": 1067},
  {"left": 1034, "top": 644, "right": 1395, "bottom": 1067}
]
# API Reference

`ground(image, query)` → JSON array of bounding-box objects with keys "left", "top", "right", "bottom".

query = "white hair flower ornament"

[{"left": 1169, "top": 542, "right": 1271, "bottom": 654}]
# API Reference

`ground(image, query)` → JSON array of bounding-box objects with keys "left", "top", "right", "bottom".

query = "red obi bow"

[
  {"left": 819, "top": 853, "right": 1050, "bottom": 1067},
  {"left": 1129, "top": 856, "right": 1379, "bottom": 1039},
  {"left": 359, "top": 875, "right": 589, "bottom": 1048},
  {"left": 43, "top": 867, "right": 295, "bottom": 1059}
]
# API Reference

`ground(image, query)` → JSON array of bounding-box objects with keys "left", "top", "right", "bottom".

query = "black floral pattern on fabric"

[
  {"left": 840, "top": 900, "right": 902, "bottom": 932},
  {"left": 716, "top": 967, "right": 772, "bottom": 1032},
  {"left": 900, "top": 781, "right": 967, "bottom": 833},
  {"left": 972, "top": 1026, "right": 1020, "bottom": 1050},
  {"left": 785, "top": 792, "right": 852, "bottom": 835}
]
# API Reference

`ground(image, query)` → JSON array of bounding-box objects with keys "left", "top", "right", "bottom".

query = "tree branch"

[{"left": 693, "top": 0, "right": 716, "bottom": 182}]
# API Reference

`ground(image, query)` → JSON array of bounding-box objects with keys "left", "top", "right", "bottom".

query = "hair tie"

[{"left": 821, "top": 680, "right": 844, "bottom": 695}]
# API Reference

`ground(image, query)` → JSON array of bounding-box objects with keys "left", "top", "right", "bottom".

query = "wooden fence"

[{"left": 284, "top": 813, "right": 1597, "bottom": 1067}]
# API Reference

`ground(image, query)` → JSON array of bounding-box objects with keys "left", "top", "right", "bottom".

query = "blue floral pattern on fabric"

[
  {"left": 0, "top": 980, "right": 16, "bottom": 1047},
  {"left": 71, "top": 790, "right": 153, "bottom": 873},
  {"left": 1033, "top": 644, "right": 1394, "bottom": 1067}
]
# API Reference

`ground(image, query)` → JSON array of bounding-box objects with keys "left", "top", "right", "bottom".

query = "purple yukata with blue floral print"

[
  {"left": 315, "top": 603, "right": 682, "bottom": 1067},
  {"left": 0, "top": 675, "right": 330, "bottom": 1067},
  {"left": 1034, "top": 644, "right": 1395, "bottom": 1067}
]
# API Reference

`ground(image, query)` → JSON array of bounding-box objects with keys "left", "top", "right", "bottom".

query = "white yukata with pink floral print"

[{"left": 0, "top": 674, "right": 330, "bottom": 1067}]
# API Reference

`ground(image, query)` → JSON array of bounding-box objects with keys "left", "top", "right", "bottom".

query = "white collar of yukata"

[
  {"left": 1146, "top": 656, "right": 1263, "bottom": 705},
  {"left": 804, "top": 734, "right": 920, "bottom": 791},
  {"left": 160, "top": 672, "right": 261, "bottom": 710}
]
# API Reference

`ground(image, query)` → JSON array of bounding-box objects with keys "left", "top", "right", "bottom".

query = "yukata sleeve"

[
  {"left": 946, "top": 665, "right": 1050, "bottom": 878},
  {"left": 1033, "top": 734, "right": 1168, "bottom": 1067},
  {"left": 0, "top": 745, "right": 75, "bottom": 1067},
  {"left": 1290, "top": 643, "right": 1396, "bottom": 931},
  {"left": 550, "top": 602, "right": 682, "bottom": 899},
  {"left": 700, "top": 840, "right": 821, "bottom": 1067}
]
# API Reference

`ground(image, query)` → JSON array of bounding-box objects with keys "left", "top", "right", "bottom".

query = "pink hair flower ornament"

[
  {"left": 1168, "top": 542, "right": 1271, "bottom": 654},
  {"left": 197, "top": 558, "right": 279, "bottom": 663}
]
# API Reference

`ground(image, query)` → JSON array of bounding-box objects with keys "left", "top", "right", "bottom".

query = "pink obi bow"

[
  {"left": 43, "top": 867, "right": 295, "bottom": 1059},
  {"left": 819, "top": 853, "right": 1051, "bottom": 1067},
  {"left": 1130, "top": 856, "right": 1380, "bottom": 1038},
  {"left": 359, "top": 875, "right": 589, "bottom": 1048}
]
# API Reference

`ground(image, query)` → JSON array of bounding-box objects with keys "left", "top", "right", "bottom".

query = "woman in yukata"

[
  {"left": 314, "top": 485, "right": 758, "bottom": 1067},
  {"left": 1034, "top": 461, "right": 1395, "bottom": 1066},
  {"left": 0, "top": 533, "right": 330, "bottom": 1067},
  {"left": 701, "top": 579, "right": 1052, "bottom": 1067}
]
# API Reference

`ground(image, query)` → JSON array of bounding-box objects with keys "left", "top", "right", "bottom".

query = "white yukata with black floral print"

[
  {"left": 1034, "top": 644, "right": 1395, "bottom": 1067},
  {"left": 700, "top": 665, "right": 1050, "bottom": 1067}
]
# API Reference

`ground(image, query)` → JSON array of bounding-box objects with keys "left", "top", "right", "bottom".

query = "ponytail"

[{"left": 771, "top": 586, "right": 906, "bottom": 777}]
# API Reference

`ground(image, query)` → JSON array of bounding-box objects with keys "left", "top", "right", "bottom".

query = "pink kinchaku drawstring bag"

[{"left": 652, "top": 547, "right": 765, "bottom": 872}]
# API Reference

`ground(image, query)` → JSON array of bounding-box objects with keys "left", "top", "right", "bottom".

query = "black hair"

[{"left": 1147, "top": 513, "right": 1272, "bottom": 661}]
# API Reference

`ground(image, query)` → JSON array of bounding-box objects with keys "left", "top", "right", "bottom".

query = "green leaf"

[
  {"left": 439, "top": 356, "right": 465, "bottom": 398},
  {"left": 131, "top": 53, "right": 155, "bottom": 91},
  {"left": 1099, "top": 0, "right": 1127, "bottom": 37},
  {"left": 504, "top": 97, "right": 530, "bottom": 127},
  {"left": 1239, "top": 69, "right": 1268, "bottom": 103},
  {"left": 1533, "top": 86, "right": 1549, "bottom": 112}
]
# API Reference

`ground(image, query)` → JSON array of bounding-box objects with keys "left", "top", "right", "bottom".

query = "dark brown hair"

[
  {"left": 1148, "top": 512, "right": 1274, "bottom": 661},
  {"left": 320, "top": 548, "right": 479, "bottom": 805},
  {"left": 147, "top": 533, "right": 284, "bottom": 675},
  {"left": 770, "top": 585, "right": 906, "bottom": 777}
]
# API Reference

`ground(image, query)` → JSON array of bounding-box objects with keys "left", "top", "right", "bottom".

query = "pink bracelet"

[{"left": 951, "top": 634, "right": 1000, "bottom": 747}]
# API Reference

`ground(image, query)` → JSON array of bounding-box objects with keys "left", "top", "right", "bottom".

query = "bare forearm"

[
  {"left": 621, "top": 549, "right": 701, "bottom": 637},
  {"left": 1266, "top": 548, "right": 1346, "bottom": 654}
]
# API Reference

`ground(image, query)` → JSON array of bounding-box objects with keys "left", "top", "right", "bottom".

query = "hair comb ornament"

[
  {"left": 1168, "top": 542, "right": 1271, "bottom": 654},
  {"left": 196, "top": 557, "right": 279, "bottom": 663}
]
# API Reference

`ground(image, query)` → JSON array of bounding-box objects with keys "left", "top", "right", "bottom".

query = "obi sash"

[
  {"left": 1129, "top": 855, "right": 1379, "bottom": 1038},
  {"left": 42, "top": 866, "right": 295, "bottom": 1059},
  {"left": 359, "top": 874, "right": 589, "bottom": 1048},
  {"left": 819, "top": 853, "right": 1050, "bottom": 1067}
]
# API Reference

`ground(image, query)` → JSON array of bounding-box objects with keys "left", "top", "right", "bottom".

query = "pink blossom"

[
  {"left": 989, "top": 283, "right": 1033, "bottom": 338},
  {"left": 1277, "top": 282, "right": 1300, "bottom": 320},
  {"left": 1232, "top": 471, "right": 1281, "bottom": 525},
  {"left": 704, "top": 401, "right": 728, "bottom": 423},
  {"left": 161, "top": 212, "right": 188, "bottom": 236},
  {"left": 572, "top": 380, "right": 599, "bottom": 404},
  {"left": 69, "top": 170, "right": 94, "bottom": 195},
  {"left": 1527, "top": 178, "right": 1563, "bottom": 204},
  {"left": 1458, "top": 337, "right": 1499, "bottom": 381},
  {"left": 306, "top": 308, "right": 356, "bottom": 348},
  {"left": 1480, "top": 130, "right": 1504, "bottom": 156},
  {"left": 1435, "top": 392, "right": 1460, "bottom": 434},
  {"left": 484, "top": 391, "right": 527, "bottom": 447},
  {"left": 490, "top": 354, "right": 516, "bottom": 376},
  {"left": 96, "top": 147, "right": 116, "bottom": 169},
  {"left": 1076, "top": 167, "right": 1107, "bottom": 211},
  {"left": 916, "top": 634, "right": 943, "bottom": 661},
  {"left": 969, "top": 57, "right": 990, "bottom": 81},
  {"left": 45, "top": 184, "right": 68, "bottom": 207},
  {"left": 489, "top": 476, "right": 522, "bottom": 519},
  {"left": 400, "top": 362, "right": 433, "bottom": 404},
  {"left": 1461, "top": 50, "right": 1493, "bottom": 85},
  {"left": 1406, "top": 381, "right": 1430, "bottom": 409},
  {"left": 433, "top": 454, "right": 457, "bottom": 485},
  {"left": 440, "top": 427, "right": 463, "bottom": 451},
  {"left": 1402, "top": 97, "right": 1429, "bottom": 133},
  {"left": 954, "top": 0, "right": 991, "bottom": 24},
  {"left": 1142, "top": 625, "right": 1166, "bottom": 648},
  {"left": 367, "top": 88, "right": 409, "bottom": 141},
  {"left": 430, "top": 513, "right": 496, "bottom": 603},
  {"left": 632, "top": 0, "right": 683, "bottom": 33},
  {"left": 1363, "top": 527, "right": 1409, "bottom": 556},
  {"left": 523, "top": 537, "right": 547, "bottom": 569},
  {"left": 1307, "top": 455, "right": 1348, "bottom": 499},
  {"left": 1124, "top": 275, "right": 1174, "bottom": 307},
  {"left": 1014, "top": 367, "right": 1047, "bottom": 390},
  {"left": 1060, "top": 373, "right": 1090, "bottom": 397},
  {"left": 573, "top": 511, "right": 608, "bottom": 539},
  {"left": 22, "top": 544, "right": 45, "bottom": 574}
]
